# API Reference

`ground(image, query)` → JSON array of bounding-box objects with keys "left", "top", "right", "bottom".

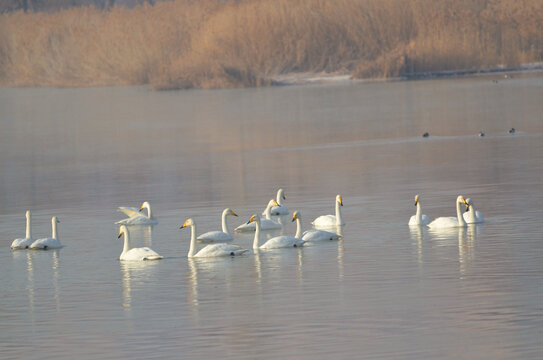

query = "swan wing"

[
  {"left": 197, "top": 231, "right": 233, "bottom": 243},
  {"left": 262, "top": 205, "right": 289, "bottom": 216},
  {"left": 11, "top": 237, "right": 33, "bottom": 250},
  {"left": 235, "top": 219, "right": 281, "bottom": 232},
  {"left": 302, "top": 229, "right": 340, "bottom": 242},
  {"left": 408, "top": 214, "right": 431, "bottom": 226},
  {"left": 312, "top": 215, "right": 338, "bottom": 228},
  {"left": 118, "top": 207, "right": 141, "bottom": 218},
  {"left": 261, "top": 236, "right": 305, "bottom": 249},
  {"left": 195, "top": 243, "right": 248, "bottom": 257},
  {"left": 428, "top": 217, "right": 460, "bottom": 229},
  {"left": 29, "top": 237, "right": 62, "bottom": 250},
  {"left": 116, "top": 216, "right": 158, "bottom": 225},
  {"left": 121, "top": 247, "right": 162, "bottom": 261}
]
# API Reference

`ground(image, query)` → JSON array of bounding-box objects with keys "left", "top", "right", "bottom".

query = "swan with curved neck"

[
  {"left": 428, "top": 196, "right": 467, "bottom": 229},
  {"left": 117, "top": 225, "right": 162, "bottom": 261},
  {"left": 197, "top": 208, "right": 238, "bottom": 243},
  {"left": 312, "top": 194, "right": 344, "bottom": 228},
  {"left": 463, "top": 198, "right": 484, "bottom": 224},
  {"left": 29, "top": 216, "right": 62, "bottom": 250},
  {"left": 248, "top": 213, "right": 305, "bottom": 249},
  {"left": 408, "top": 194, "right": 431, "bottom": 226},
  {"left": 182, "top": 218, "right": 248, "bottom": 257},
  {"left": 262, "top": 188, "right": 289, "bottom": 216},
  {"left": 116, "top": 201, "right": 158, "bottom": 225},
  {"left": 236, "top": 199, "right": 281, "bottom": 232},
  {"left": 11, "top": 210, "right": 34, "bottom": 250}
]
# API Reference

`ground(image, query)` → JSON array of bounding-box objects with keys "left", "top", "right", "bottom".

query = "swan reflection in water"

[{"left": 120, "top": 260, "right": 160, "bottom": 314}]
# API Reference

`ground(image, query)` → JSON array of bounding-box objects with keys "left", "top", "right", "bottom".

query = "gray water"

[{"left": 2, "top": 73, "right": 543, "bottom": 359}]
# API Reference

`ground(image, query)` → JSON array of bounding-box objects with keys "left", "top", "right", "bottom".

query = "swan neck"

[
  {"left": 415, "top": 202, "right": 422, "bottom": 223},
  {"left": 221, "top": 210, "right": 229, "bottom": 234},
  {"left": 253, "top": 221, "right": 261, "bottom": 249},
  {"left": 276, "top": 191, "right": 283, "bottom": 206},
  {"left": 188, "top": 224, "right": 197, "bottom": 257},
  {"left": 52, "top": 218, "right": 58, "bottom": 240},
  {"left": 122, "top": 229, "right": 130, "bottom": 255},
  {"left": 264, "top": 203, "right": 272, "bottom": 220},
  {"left": 295, "top": 217, "right": 302, "bottom": 238},
  {"left": 146, "top": 204, "right": 152, "bottom": 219},
  {"left": 26, "top": 212, "right": 32, "bottom": 239},
  {"left": 456, "top": 199, "right": 466, "bottom": 226},
  {"left": 335, "top": 200, "right": 343, "bottom": 225}
]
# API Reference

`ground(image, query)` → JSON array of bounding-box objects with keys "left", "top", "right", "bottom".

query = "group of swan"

[
  {"left": 10, "top": 211, "right": 62, "bottom": 250},
  {"left": 111, "top": 191, "right": 344, "bottom": 260},
  {"left": 408, "top": 194, "right": 484, "bottom": 229}
]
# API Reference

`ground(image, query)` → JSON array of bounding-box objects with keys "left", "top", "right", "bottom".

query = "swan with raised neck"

[
  {"left": 248, "top": 212, "right": 305, "bottom": 249},
  {"left": 182, "top": 218, "right": 248, "bottom": 257},
  {"left": 409, "top": 195, "right": 430, "bottom": 226},
  {"left": 463, "top": 198, "right": 484, "bottom": 224},
  {"left": 428, "top": 195, "right": 467, "bottom": 229},
  {"left": 29, "top": 216, "right": 62, "bottom": 250},
  {"left": 10, "top": 210, "right": 34, "bottom": 250},
  {"left": 197, "top": 208, "right": 238, "bottom": 243},
  {"left": 118, "top": 224, "right": 162, "bottom": 260},
  {"left": 312, "top": 194, "right": 344, "bottom": 228},
  {"left": 236, "top": 200, "right": 281, "bottom": 232}
]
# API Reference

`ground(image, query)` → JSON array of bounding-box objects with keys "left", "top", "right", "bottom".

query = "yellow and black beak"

[
  {"left": 118, "top": 232, "right": 123, "bottom": 239},
  {"left": 273, "top": 200, "right": 279, "bottom": 207},
  {"left": 180, "top": 220, "right": 189, "bottom": 229},
  {"left": 339, "top": 197, "right": 343, "bottom": 206},
  {"left": 231, "top": 210, "right": 238, "bottom": 217},
  {"left": 283, "top": 194, "right": 286, "bottom": 200},
  {"left": 139, "top": 206, "right": 144, "bottom": 212},
  {"left": 465, "top": 203, "right": 470, "bottom": 212}
]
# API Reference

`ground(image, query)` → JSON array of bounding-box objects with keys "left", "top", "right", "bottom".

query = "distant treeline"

[{"left": 1, "top": 0, "right": 542, "bottom": 89}]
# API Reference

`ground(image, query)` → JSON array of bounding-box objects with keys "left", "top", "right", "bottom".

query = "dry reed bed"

[{"left": 1, "top": 0, "right": 542, "bottom": 89}]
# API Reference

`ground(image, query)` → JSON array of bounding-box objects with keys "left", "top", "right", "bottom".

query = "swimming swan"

[
  {"left": 236, "top": 199, "right": 281, "bottom": 232},
  {"left": 10, "top": 210, "right": 34, "bottom": 250},
  {"left": 262, "top": 188, "right": 289, "bottom": 216},
  {"left": 408, "top": 195, "right": 431, "bottom": 226},
  {"left": 182, "top": 218, "right": 248, "bottom": 257},
  {"left": 248, "top": 213, "right": 305, "bottom": 249},
  {"left": 197, "top": 208, "right": 238, "bottom": 243},
  {"left": 428, "top": 196, "right": 467, "bottom": 229},
  {"left": 302, "top": 211, "right": 342, "bottom": 242},
  {"left": 463, "top": 198, "right": 484, "bottom": 224},
  {"left": 116, "top": 201, "right": 158, "bottom": 225},
  {"left": 29, "top": 216, "right": 63, "bottom": 250},
  {"left": 312, "top": 194, "right": 345, "bottom": 228},
  {"left": 117, "top": 225, "right": 162, "bottom": 261}
]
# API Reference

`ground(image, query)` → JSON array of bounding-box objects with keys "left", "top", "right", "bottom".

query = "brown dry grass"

[{"left": 1, "top": 0, "right": 542, "bottom": 89}]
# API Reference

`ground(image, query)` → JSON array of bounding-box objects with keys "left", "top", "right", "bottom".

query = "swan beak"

[
  {"left": 273, "top": 200, "right": 279, "bottom": 206},
  {"left": 283, "top": 194, "right": 286, "bottom": 200},
  {"left": 291, "top": 216, "right": 296, "bottom": 222},
  {"left": 247, "top": 215, "right": 256, "bottom": 224},
  {"left": 118, "top": 232, "right": 123, "bottom": 238},
  {"left": 414, "top": 201, "right": 418, "bottom": 206},
  {"left": 139, "top": 207, "right": 144, "bottom": 212},
  {"left": 231, "top": 211, "right": 238, "bottom": 217},
  {"left": 180, "top": 220, "right": 189, "bottom": 229},
  {"left": 339, "top": 197, "right": 343, "bottom": 206},
  {"left": 465, "top": 204, "right": 470, "bottom": 212}
]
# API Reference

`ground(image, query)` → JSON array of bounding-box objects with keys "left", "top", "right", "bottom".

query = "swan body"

[
  {"left": 428, "top": 196, "right": 467, "bottom": 229},
  {"left": 198, "top": 208, "right": 238, "bottom": 243},
  {"left": 182, "top": 218, "right": 248, "bottom": 258},
  {"left": 302, "top": 229, "right": 341, "bottom": 242},
  {"left": 262, "top": 188, "right": 289, "bottom": 216},
  {"left": 118, "top": 225, "right": 162, "bottom": 261},
  {"left": 236, "top": 199, "right": 281, "bottom": 232},
  {"left": 312, "top": 194, "right": 345, "bottom": 228},
  {"left": 116, "top": 201, "right": 158, "bottom": 225},
  {"left": 29, "top": 216, "right": 63, "bottom": 250},
  {"left": 248, "top": 213, "right": 305, "bottom": 249},
  {"left": 408, "top": 194, "right": 431, "bottom": 226},
  {"left": 10, "top": 210, "right": 34, "bottom": 250},
  {"left": 463, "top": 198, "right": 484, "bottom": 224}
]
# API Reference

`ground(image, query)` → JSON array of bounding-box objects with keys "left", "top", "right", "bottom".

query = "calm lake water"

[{"left": 2, "top": 73, "right": 543, "bottom": 359}]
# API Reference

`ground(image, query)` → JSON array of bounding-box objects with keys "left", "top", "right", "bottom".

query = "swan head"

[
  {"left": 224, "top": 208, "right": 238, "bottom": 217},
  {"left": 267, "top": 199, "right": 279, "bottom": 209},
  {"left": 248, "top": 214, "right": 261, "bottom": 224},
  {"left": 118, "top": 225, "right": 128, "bottom": 238},
  {"left": 278, "top": 188, "right": 286, "bottom": 200},
  {"left": 25, "top": 210, "right": 31, "bottom": 219},
  {"left": 180, "top": 218, "right": 195, "bottom": 229},
  {"left": 292, "top": 210, "right": 301, "bottom": 222},
  {"left": 336, "top": 195, "right": 343, "bottom": 206},
  {"left": 414, "top": 194, "right": 420, "bottom": 206},
  {"left": 139, "top": 201, "right": 151, "bottom": 212},
  {"left": 52, "top": 216, "right": 60, "bottom": 224},
  {"left": 465, "top": 198, "right": 473, "bottom": 211}
]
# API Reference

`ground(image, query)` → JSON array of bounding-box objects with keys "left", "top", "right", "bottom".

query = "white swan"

[
  {"left": 408, "top": 194, "right": 431, "bottom": 226},
  {"left": 302, "top": 215, "right": 342, "bottom": 242},
  {"left": 116, "top": 201, "right": 158, "bottom": 225},
  {"left": 463, "top": 198, "right": 484, "bottom": 224},
  {"left": 248, "top": 213, "right": 305, "bottom": 249},
  {"left": 235, "top": 199, "right": 281, "bottom": 232},
  {"left": 29, "top": 216, "right": 63, "bottom": 250},
  {"left": 262, "top": 188, "right": 289, "bottom": 216},
  {"left": 11, "top": 210, "right": 34, "bottom": 250},
  {"left": 197, "top": 208, "right": 238, "bottom": 243},
  {"left": 428, "top": 196, "right": 467, "bottom": 229},
  {"left": 117, "top": 225, "right": 162, "bottom": 261},
  {"left": 312, "top": 194, "right": 345, "bottom": 228},
  {"left": 182, "top": 218, "right": 248, "bottom": 257}
]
